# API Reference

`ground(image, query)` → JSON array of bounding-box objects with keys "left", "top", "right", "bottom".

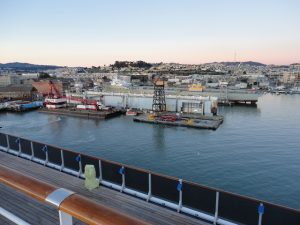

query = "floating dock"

[
  {"left": 133, "top": 114, "right": 223, "bottom": 130},
  {"left": 38, "top": 108, "right": 123, "bottom": 119}
]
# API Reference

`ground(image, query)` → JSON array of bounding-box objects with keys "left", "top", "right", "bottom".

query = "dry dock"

[
  {"left": 133, "top": 114, "right": 223, "bottom": 130},
  {"left": 38, "top": 108, "right": 123, "bottom": 119}
]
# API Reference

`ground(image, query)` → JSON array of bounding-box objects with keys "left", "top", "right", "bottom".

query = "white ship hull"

[
  {"left": 46, "top": 104, "right": 67, "bottom": 109},
  {"left": 45, "top": 98, "right": 67, "bottom": 104},
  {"left": 76, "top": 104, "right": 98, "bottom": 111}
]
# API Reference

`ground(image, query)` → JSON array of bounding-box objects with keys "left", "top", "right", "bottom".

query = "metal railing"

[
  {"left": 0, "top": 132, "right": 299, "bottom": 225},
  {"left": 0, "top": 164, "right": 149, "bottom": 225}
]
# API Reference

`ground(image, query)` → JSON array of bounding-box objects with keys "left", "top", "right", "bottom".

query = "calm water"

[{"left": 1, "top": 94, "right": 299, "bottom": 209}]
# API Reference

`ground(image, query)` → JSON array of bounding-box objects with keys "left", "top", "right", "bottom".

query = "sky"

[{"left": 0, "top": 0, "right": 300, "bottom": 66}]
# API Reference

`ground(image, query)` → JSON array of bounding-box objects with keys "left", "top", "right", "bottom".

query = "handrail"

[
  {"left": 0, "top": 164, "right": 56, "bottom": 202},
  {"left": 0, "top": 165, "right": 150, "bottom": 225}
]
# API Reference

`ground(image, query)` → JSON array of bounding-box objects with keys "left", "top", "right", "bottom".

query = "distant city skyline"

[{"left": 1, "top": 0, "right": 300, "bottom": 67}]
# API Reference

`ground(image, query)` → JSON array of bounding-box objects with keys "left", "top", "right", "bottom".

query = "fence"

[{"left": 0, "top": 132, "right": 299, "bottom": 225}]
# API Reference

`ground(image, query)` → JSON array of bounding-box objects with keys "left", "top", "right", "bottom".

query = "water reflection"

[{"left": 152, "top": 125, "right": 165, "bottom": 150}]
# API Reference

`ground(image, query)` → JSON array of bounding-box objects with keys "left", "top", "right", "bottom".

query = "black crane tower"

[{"left": 152, "top": 78, "right": 166, "bottom": 113}]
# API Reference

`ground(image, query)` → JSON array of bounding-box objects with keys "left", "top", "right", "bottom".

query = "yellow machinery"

[
  {"left": 185, "top": 119, "right": 194, "bottom": 125},
  {"left": 188, "top": 84, "right": 205, "bottom": 92},
  {"left": 148, "top": 113, "right": 155, "bottom": 121}
]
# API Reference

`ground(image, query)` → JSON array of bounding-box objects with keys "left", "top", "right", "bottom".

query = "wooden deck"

[{"left": 0, "top": 151, "right": 209, "bottom": 225}]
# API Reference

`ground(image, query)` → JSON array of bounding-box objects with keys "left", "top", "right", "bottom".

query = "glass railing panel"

[
  {"left": 182, "top": 182, "right": 215, "bottom": 215},
  {"left": 47, "top": 146, "right": 62, "bottom": 165},
  {"left": 32, "top": 142, "right": 47, "bottom": 160},
  {"left": 101, "top": 161, "right": 122, "bottom": 185},
  {"left": 124, "top": 167, "right": 148, "bottom": 193},
  {"left": 19, "top": 138, "right": 31, "bottom": 155},
  {"left": 0, "top": 133, "right": 8, "bottom": 147},
  {"left": 62, "top": 149, "right": 80, "bottom": 171},
  {"left": 151, "top": 174, "right": 179, "bottom": 203},
  {"left": 218, "top": 192, "right": 258, "bottom": 224}
]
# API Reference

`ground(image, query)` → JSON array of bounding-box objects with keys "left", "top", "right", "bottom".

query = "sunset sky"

[{"left": 1, "top": 0, "right": 300, "bottom": 66}]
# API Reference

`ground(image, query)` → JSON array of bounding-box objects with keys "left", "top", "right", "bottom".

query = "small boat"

[
  {"left": 126, "top": 109, "right": 138, "bottom": 116},
  {"left": 44, "top": 97, "right": 67, "bottom": 109}
]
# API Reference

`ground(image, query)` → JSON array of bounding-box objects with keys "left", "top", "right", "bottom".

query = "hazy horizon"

[
  {"left": 1, "top": 0, "right": 300, "bottom": 67},
  {"left": 1, "top": 60, "right": 299, "bottom": 68}
]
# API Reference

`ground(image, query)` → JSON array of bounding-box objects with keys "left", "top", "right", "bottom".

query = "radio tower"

[{"left": 152, "top": 76, "right": 166, "bottom": 113}]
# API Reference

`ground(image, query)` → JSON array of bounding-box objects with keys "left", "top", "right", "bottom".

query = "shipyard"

[
  {"left": 1, "top": 61, "right": 299, "bottom": 125},
  {"left": 1, "top": 61, "right": 300, "bottom": 225},
  {"left": 0, "top": 61, "right": 299, "bottom": 131}
]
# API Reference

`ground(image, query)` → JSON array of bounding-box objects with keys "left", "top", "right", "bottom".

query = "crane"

[
  {"left": 152, "top": 75, "right": 166, "bottom": 113},
  {"left": 47, "top": 80, "right": 61, "bottom": 99}
]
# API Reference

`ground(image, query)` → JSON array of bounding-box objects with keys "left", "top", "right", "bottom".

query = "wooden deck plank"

[
  {"left": 0, "top": 184, "right": 86, "bottom": 225},
  {"left": 0, "top": 151, "right": 209, "bottom": 225},
  {"left": 0, "top": 215, "right": 17, "bottom": 225}
]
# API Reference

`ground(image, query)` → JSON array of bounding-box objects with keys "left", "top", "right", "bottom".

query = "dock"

[
  {"left": 0, "top": 151, "right": 208, "bottom": 225},
  {"left": 133, "top": 114, "right": 223, "bottom": 130},
  {"left": 38, "top": 108, "right": 123, "bottom": 119}
]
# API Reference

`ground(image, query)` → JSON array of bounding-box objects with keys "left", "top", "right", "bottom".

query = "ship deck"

[{"left": 0, "top": 151, "right": 208, "bottom": 225}]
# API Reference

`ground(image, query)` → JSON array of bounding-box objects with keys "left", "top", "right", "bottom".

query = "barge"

[
  {"left": 133, "top": 113, "right": 223, "bottom": 130},
  {"left": 38, "top": 107, "right": 123, "bottom": 119}
]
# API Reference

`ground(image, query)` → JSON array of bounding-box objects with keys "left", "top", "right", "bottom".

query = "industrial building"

[
  {"left": 0, "top": 84, "right": 34, "bottom": 100},
  {"left": 0, "top": 75, "right": 21, "bottom": 86}
]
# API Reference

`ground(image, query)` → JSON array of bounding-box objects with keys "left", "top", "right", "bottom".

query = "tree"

[{"left": 38, "top": 72, "right": 51, "bottom": 79}]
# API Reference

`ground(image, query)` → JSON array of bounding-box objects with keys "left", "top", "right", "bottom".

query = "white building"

[{"left": 21, "top": 73, "right": 39, "bottom": 80}]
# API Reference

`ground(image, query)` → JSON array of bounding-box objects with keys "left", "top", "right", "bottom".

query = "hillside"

[{"left": 0, "top": 62, "right": 63, "bottom": 72}]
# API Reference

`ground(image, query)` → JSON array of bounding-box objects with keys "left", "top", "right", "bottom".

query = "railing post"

[
  {"left": 17, "top": 138, "right": 21, "bottom": 156},
  {"left": 45, "top": 151, "right": 49, "bottom": 166},
  {"left": 118, "top": 166, "right": 125, "bottom": 193},
  {"left": 6, "top": 134, "right": 10, "bottom": 152},
  {"left": 98, "top": 160, "right": 102, "bottom": 183},
  {"left": 30, "top": 141, "right": 34, "bottom": 160},
  {"left": 59, "top": 210, "right": 73, "bottom": 225},
  {"left": 76, "top": 154, "right": 82, "bottom": 177},
  {"left": 45, "top": 188, "right": 75, "bottom": 225},
  {"left": 213, "top": 192, "right": 219, "bottom": 225},
  {"left": 42, "top": 145, "right": 48, "bottom": 166},
  {"left": 60, "top": 150, "right": 64, "bottom": 171},
  {"left": 258, "top": 203, "right": 264, "bottom": 225},
  {"left": 177, "top": 179, "right": 183, "bottom": 212},
  {"left": 147, "top": 173, "right": 152, "bottom": 202}
]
